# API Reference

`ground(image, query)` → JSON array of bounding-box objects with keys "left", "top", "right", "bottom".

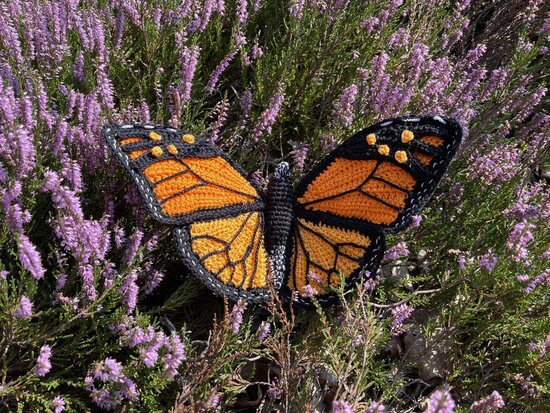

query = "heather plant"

[{"left": 0, "top": 0, "right": 549, "bottom": 412}]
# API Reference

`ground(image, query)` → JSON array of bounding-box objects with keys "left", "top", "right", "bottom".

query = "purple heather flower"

[
  {"left": 407, "top": 215, "right": 423, "bottom": 230},
  {"left": 87, "top": 358, "right": 138, "bottom": 410},
  {"left": 55, "top": 273, "right": 67, "bottom": 292},
  {"left": 251, "top": 39, "right": 263, "bottom": 60},
  {"left": 289, "top": 0, "right": 306, "bottom": 18},
  {"left": 179, "top": 45, "right": 200, "bottom": 101},
  {"left": 0, "top": 270, "right": 7, "bottom": 280},
  {"left": 208, "top": 98, "right": 230, "bottom": 144},
  {"left": 457, "top": 255, "right": 467, "bottom": 271},
  {"left": 125, "top": 230, "right": 143, "bottom": 264},
  {"left": 289, "top": 141, "right": 309, "bottom": 172},
  {"left": 206, "top": 49, "right": 238, "bottom": 92},
  {"left": 267, "top": 382, "right": 282, "bottom": 399},
  {"left": 367, "top": 401, "right": 386, "bottom": 413},
  {"left": 332, "top": 399, "right": 354, "bottom": 413},
  {"left": 384, "top": 242, "right": 409, "bottom": 261},
  {"left": 514, "top": 374, "right": 541, "bottom": 398},
  {"left": 299, "top": 284, "right": 318, "bottom": 298},
  {"left": 470, "top": 390, "right": 505, "bottom": 412},
  {"left": 33, "top": 345, "right": 52, "bottom": 377},
  {"left": 336, "top": 84, "right": 358, "bottom": 127},
  {"left": 229, "top": 299, "right": 247, "bottom": 333},
  {"left": 15, "top": 296, "right": 33, "bottom": 318},
  {"left": 162, "top": 334, "right": 185, "bottom": 378},
  {"left": 52, "top": 396, "right": 65, "bottom": 413},
  {"left": 516, "top": 274, "right": 530, "bottom": 283},
  {"left": 252, "top": 88, "right": 285, "bottom": 140},
  {"left": 236, "top": 0, "right": 248, "bottom": 24},
  {"left": 93, "top": 358, "right": 123, "bottom": 382},
  {"left": 97, "top": 65, "right": 115, "bottom": 109},
  {"left": 506, "top": 221, "right": 535, "bottom": 264},
  {"left": 424, "top": 390, "right": 456, "bottom": 413},
  {"left": 18, "top": 234, "right": 45, "bottom": 280},
  {"left": 12, "top": 126, "right": 36, "bottom": 177},
  {"left": 257, "top": 321, "right": 271, "bottom": 342},
  {"left": 362, "top": 16, "right": 380, "bottom": 34},
  {"left": 79, "top": 264, "right": 97, "bottom": 301},
  {"left": 119, "top": 270, "right": 139, "bottom": 313},
  {"left": 144, "top": 269, "right": 164, "bottom": 294},
  {"left": 209, "top": 393, "right": 221, "bottom": 408},
  {"left": 523, "top": 269, "right": 550, "bottom": 293},
  {"left": 363, "top": 271, "right": 380, "bottom": 292},
  {"left": 389, "top": 27, "right": 410, "bottom": 48},
  {"left": 391, "top": 303, "right": 414, "bottom": 335},
  {"left": 478, "top": 252, "right": 498, "bottom": 273}
]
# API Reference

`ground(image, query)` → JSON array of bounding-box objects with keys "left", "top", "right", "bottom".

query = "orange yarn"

[
  {"left": 190, "top": 212, "right": 268, "bottom": 289},
  {"left": 421, "top": 135, "right": 445, "bottom": 147},
  {"left": 298, "top": 158, "right": 416, "bottom": 224},
  {"left": 144, "top": 156, "right": 259, "bottom": 216},
  {"left": 401, "top": 130, "right": 414, "bottom": 143},
  {"left": 290, "top": 219, "right": 372, "bottom": 293},
  {"left": 149, "top": 131, "right": 162, "bottom": 141}
]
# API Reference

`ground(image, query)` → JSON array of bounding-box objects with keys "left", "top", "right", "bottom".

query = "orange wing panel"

[
  {"left": 297, "top": 159, "right": 417, "bottom": 225},
  {"left": 290, "top": 218, "right": 374, "bottom": 295},
  {"left": 421, "top": 135, "right": 445, "bottom": 147},
  {"left": 189, "top": 212, "right": 268, "bottom": 290},
  {"left": 143, "top": 157, "right": 260, "bottom": 217},
  {"left": 298, "top": 159, "right": 378, "bottom": 203}
]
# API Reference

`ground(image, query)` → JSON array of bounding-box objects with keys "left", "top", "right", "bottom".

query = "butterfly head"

[{"left": 273, "top": 161, "right": 290, "bottom": 180}]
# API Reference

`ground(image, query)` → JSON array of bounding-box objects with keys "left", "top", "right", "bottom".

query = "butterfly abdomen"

[{"left": 265, "top": 162, "right": 295, "bottom": 288}]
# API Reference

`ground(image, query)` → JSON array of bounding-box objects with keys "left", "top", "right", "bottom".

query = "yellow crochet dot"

[
  {"left": 149, "top": 131, "right": 162, "bottom": 141},
  {"left": 366, "top": 133, "right": 377, "bottom": 145},
  {"left": 378, "top": 144, "right": 390, "bottom": 156},
  {"left": 395, "top": 150, "right": 408, "bottom": 163},
  {"left": 167, "top": 144, "right": 178, "bottom": 155},
  {"left": 151, "top": 146, "right": 163, "bottom": 157},
  {"left": 401, "top": 129, "right": 414, "bottom": 143},
  {"left": 182, "top": 134, "right": 195, "bottom": 144}
]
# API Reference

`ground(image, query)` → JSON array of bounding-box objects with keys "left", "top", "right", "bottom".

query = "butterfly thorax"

[{"left": 265, "top": 162, "right": 294, "bottom": 289}]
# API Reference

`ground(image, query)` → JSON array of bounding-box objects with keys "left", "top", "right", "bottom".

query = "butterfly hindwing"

[
  {"left": 285, "top": 218, "right": 385, "bottom": 306},
  {"left": 295, "top": 115, "right": 462, "bottom": 233},
  {"left": 103, "top": 124, "right": 264, "bottom": 225},
  {"left": 173, "top": 211, "right": 270, "bottom": 303},
  {"left": 103, "top": 124, "right": 272, "bottom": 303}
]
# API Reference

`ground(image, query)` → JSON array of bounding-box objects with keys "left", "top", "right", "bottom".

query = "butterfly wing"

[
  {"left": 288, "top": 217, "right": 385, "bottom": 306},
  {"left": 103, "top": 124, "right": 264, "bottom": 225},
  {"left": 173, "top": 211, "right": 270, "bottom": 303},
  {"left": 295, "top": 115, "right": 462, "bottom": 233},
  {"left": 286, "top": 115, "right": 462, "bottom": 305},
  {"left": 103, "top": 124, "right": 271, "bottom": 303}
]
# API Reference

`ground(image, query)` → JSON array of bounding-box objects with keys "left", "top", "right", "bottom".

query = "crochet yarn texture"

[{"left": 103, "top": 115, "right": 462, "bottom": 306}]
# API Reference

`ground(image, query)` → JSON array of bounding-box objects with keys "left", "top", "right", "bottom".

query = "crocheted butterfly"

[{"left": 103, "top": 115, "right": 462, "bottom": 306}]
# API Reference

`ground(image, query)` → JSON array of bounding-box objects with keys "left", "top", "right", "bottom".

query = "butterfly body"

[
  {"left": 265, "top": 162, "right": 295, "bottom": 291},
  {"left": 103, "top": 115, "right": 462, "bottom": 306}
]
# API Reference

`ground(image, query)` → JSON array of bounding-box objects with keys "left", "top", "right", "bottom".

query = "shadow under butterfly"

[{"left": 102, "top": 115, "right": 462, "bottom": 307}]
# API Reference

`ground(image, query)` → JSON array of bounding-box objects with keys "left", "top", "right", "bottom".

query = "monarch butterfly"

[{"left": 103, "top": 115, "right": 462, "bottom": 306}]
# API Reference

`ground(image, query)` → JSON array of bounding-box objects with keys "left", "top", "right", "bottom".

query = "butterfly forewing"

[
  {"left": 294, "top": 116, "right": 462, "bottom": 233},
  {"left": 103, "top": 124, "right": 264, "bottom": 225}
]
